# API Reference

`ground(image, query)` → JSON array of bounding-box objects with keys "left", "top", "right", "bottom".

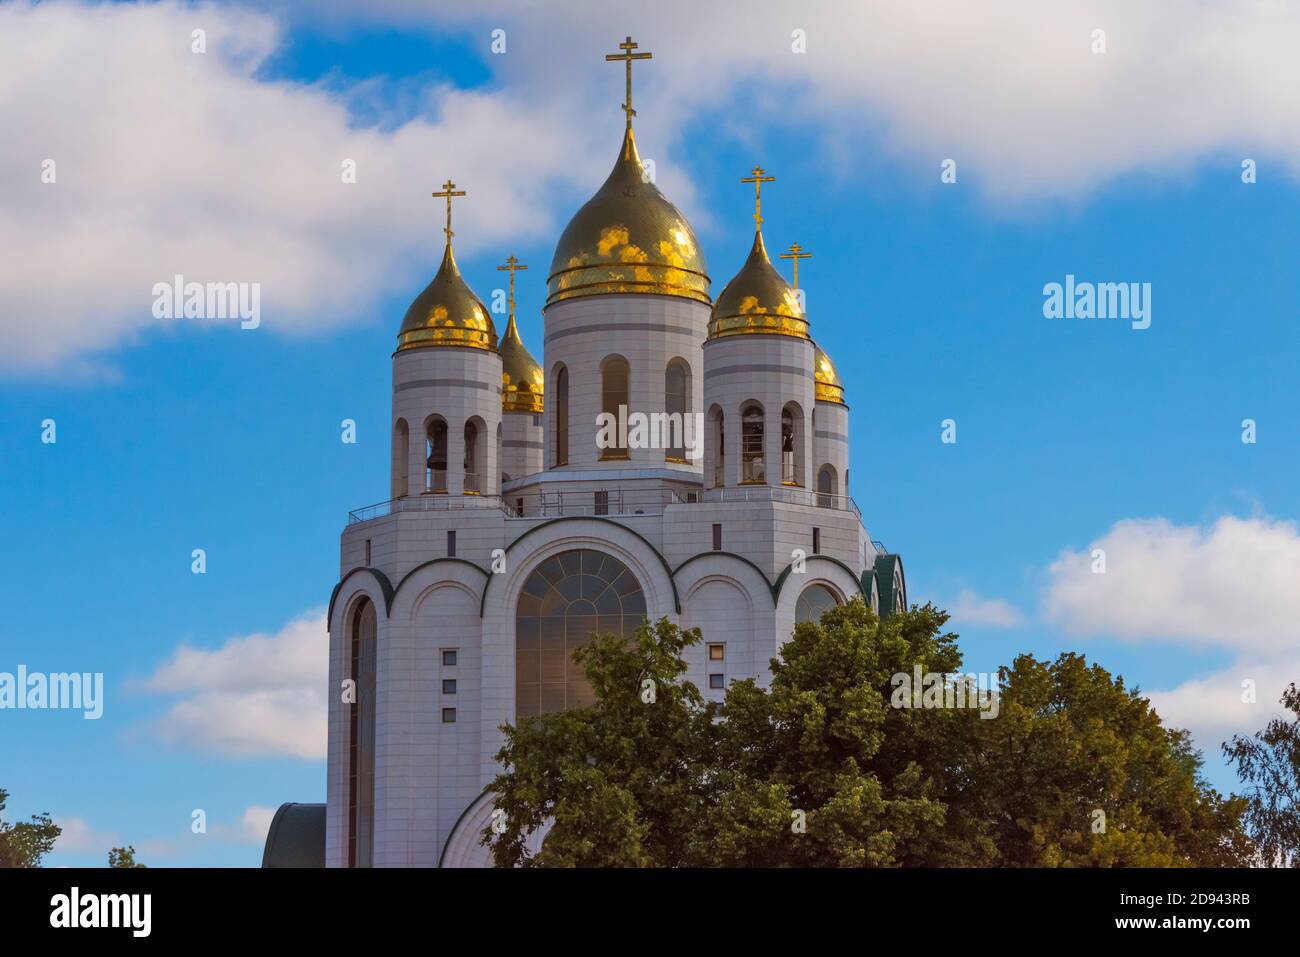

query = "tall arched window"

[
  {"left": 426, "top": 418, "right": 448, "bottom": 493},
  {"left": 463, "top": 420, "right": 480, "bottom": 494},
  {"left": 600, "top": 356, "right": 630, "bottom": 460},
  {"left": 391, "top": 418, "right": 409, "bottom": 499},
  {"left": 716, "top": 411, "right": 725, "bottom": 487},
  {"left": 554, "top": 365, "right": 569, "bottom": 467},
  {"left": 781, "top": 402, "right": 804, "bottom": 488},
  {"left": 817, "top": 464, "right": 837, "bottom": 506},
  {"left": 664, "top": 360, "right": 688, "bottom": 462},
  {"left": 796, "top": 583, "right": 840, "bottom": 624},
  {"left": 515, "top": 549, "right": 646, "bottom": 718},
  {"left": 348, "top": 597, "right": 377, "bottom": 868},
  {"left": 741, "top": 403, "right": 765, "bottom": 484}
]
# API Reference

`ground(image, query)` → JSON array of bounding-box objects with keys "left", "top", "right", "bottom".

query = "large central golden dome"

[
  {"left": 546, "top": 127, "right": 710, "bottom": 307},
  {"left": 397, "top": 244, "right": 497, "bottom": 352}
]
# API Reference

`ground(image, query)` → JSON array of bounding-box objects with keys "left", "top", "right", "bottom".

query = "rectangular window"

[
  {"left": 442, "top": 649, "right": 457, "bottom": 667},
  {"left": 812, "top": 527, "right": 821, "bottom": 555},
  {"left": 364, "top": 539, "right": 371, "bottom": 565},
  {"left": 708, "top": 644, "right": 725, "bottom": 661},
  {"left": 442, "top": 679, "right": 457, "bottom": 695},
  {"left": 515, "top": 497, "right": 524, "bottom": 517},
  {"left": 441, "top": 708, "right": 456, "bottom": 723},
  {"left": 709, "top": 674, "right": 725, "bottom": 690},
  {"left": 712, "top": 523, "right": 722, "bottom": 551},
  {"left": 595, "top": 490, "right": 609, "bottom": 516},
  {"left": 446, "top": 529, "right": 456, "bottom": 557}
]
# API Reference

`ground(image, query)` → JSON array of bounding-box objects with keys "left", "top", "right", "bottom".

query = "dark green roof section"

[
  {"left": 261, "top": 803, "right": 325, "bottom": 868},
  {"left": 873, "top": 554, "right": 906, "bottom": 620}
]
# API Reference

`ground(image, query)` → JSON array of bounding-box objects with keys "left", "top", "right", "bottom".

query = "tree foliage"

[
  {"left": 0, "top": 787, "right": 61, "bottom": 868},
  {"left": 108, "top": 845, "right": 146, "bottom": 868},
  {"left": 485, "top": 602, "right": 1252, "bottom": 867},
  {"left": 1224, "top": 682, "right": 1300, "bottom": 867}
]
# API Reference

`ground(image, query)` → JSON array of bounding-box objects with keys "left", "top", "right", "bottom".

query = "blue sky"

[{"left": 2, "top": 1, "right": 1298, "bottom": 866}]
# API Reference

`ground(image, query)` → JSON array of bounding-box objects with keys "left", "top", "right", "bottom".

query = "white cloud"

[
  {"left": 238, "top": 804, "right": 278, "bottom": 844},
  {"left": 297, "top": 0, "right": 1300, "bottom": 203},
  {"left": 949, "top": 587, "right": 1025, "bottom": 628},
  {"left": 1043, "top": 515, "right": 1300, "bottom": 654},
  {"left": 1147, "top": 657, "right": 1299, "bottom": 756},
  {"left": 53, "top": 816, "right": 117, "bottom": 855},
  {"left": 0, "top": 1, "right": 599, "bottom": 375},
  {"left": 140, "top": 609, "right": 327, "bottom": 760}
]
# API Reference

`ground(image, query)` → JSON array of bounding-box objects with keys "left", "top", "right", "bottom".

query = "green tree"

[
  {"left": 485, "top": 602, "right": 1252, "bottom": 867},
  {"left": 0, "top": 788, "right": 61, "bottom": 868},
  {"left": 1224, "top": 682, "right": 1300, "bottom": 867},
  {"left": 108, "top": 845, "right": 146, "bottom": 868}
]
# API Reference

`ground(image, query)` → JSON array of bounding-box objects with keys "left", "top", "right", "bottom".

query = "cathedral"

[{"left": 262, "top": 37, "right": 905, "bottom": 869}]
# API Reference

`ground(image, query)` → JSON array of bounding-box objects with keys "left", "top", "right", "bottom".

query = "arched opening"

[
  {"left": 741, "top": 402, "right": 765, "bottom": 484},
  {"left": 463, "top": 419, "right": 481, "bottom": 494},
  {"left": 425, "top": 417, "right": 448, "bottom": 493},
  {"left": 664, "top": 359, "right": 688, "bottom": 462},
  {"left": 781, "top": 402, "right": 804, "bottom": 487},
  {"left": 600, "top": 355, "right": 630, "bottom": 460},
  {"left": 347, "top": 596, "right": 377, "bottom": 868},
  {"left": 817, "top": 464, "right": 837, "bottom": 506},
  {"left": 553, "top": 364, "right": 569, "bottom": 467},
  {"left": 515, "top": 549, "right": 646, "bottom": 718},
  {"left": 391, "top": 418, "right": 409, "bottom": 499},
  {"left": 705, "top": 404, "right": 725, "bottom": 489},
  {"left": 795, "top": 583, "right": 840, "bottom": 624}
]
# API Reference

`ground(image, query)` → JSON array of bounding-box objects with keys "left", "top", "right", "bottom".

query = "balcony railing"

[
  {"left": 348, "top": 493, "right": 506, "bottom": 525},
  {"left": 673, "top": 484, "right": 862, "bottom": 521},
  {"left": 424, "top": 466, "right": 447, "bottom": 494}
]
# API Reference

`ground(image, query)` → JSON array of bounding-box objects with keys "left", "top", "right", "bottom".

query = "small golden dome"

[
  {"left": 708, "top": 231, "right": 809, "bottom": 340},
  {"left": 396, "top": 245, "right": 497, "bottom": 352},
  {"left": 814, "top": 343, "right": 846, "bottom": 405},
  {"left": 547, "top": 127, "right": 710, "bottom": 307},
  {"left": 500, "top": 314, "right": 544, "bottom": 413}
]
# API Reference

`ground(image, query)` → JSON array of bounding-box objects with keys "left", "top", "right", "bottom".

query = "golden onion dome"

[
  {"left": 813, "top": 343, "right": 846, "bottom": 405},
  {"left": 708, "top": 230, "right": 809, "bottom": 340},
  {"left": 500, "top": 313, "right": 544, "bottom": 413},
  {"left": 547, "top": 127, "right": 710, "bottom": 307},
  {"left": 396, "top": 244, "right": 497, "bottom": 352}
]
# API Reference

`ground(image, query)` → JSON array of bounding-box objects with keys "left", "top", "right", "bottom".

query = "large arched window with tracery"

[
  {"left": 515, "top": 549, "right": 646, "bottom": 719},
  {"left": 795, "top": 583, "right": 840, "bottom": 624},
  {"left": 348, "top": 596, "right": 377, "bottom": 868}
]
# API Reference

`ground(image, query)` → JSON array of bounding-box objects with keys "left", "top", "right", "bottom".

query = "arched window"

[
  {"left": 716, "top": 411, "right": 725, "bottom": 487},
  {"left": 795, "top": 583, "right": 839, "bottom": 624},
  {"left": 781, "top": 403, "right": 805, "bottom": 487},
  {"left": 600, "top": 356, "right": 630, "bottom": 460},
  {"left": 665, "top": 360, "right": 688, "bottom": 462},
  {"left": 463, "top": 420, "right": 480, "bottom": 494},
  {"left": 348, "top": 597, "right": 377, "bottom": 868},
  {"left": 741, "top": 403, "right": 765, "bottom": 484},
  {"left": 426, "top": 418, "right": 448, "bottom": 493},
  {"left": 391, "top": 418, "right": 409, "bottom": 499},
  {"left": 817, "top": 464, "right": 837, "bottom": 506},
  {"left": 554, "top": 365, "right": 569, "bottom": 467},
  {"left": 515, "top": 549, "right": 646, "bottom": 718}
]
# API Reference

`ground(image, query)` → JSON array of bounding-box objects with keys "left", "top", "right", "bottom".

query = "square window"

[
  {"left": 708, "top": 644, "right": 724, "bottom": 661},
  {"left": 709, "top": 673, "right": 725, "bottom": 690},
  {"left": 443, "top": 678, "right": 457, "bottom": 694},
  {"left": 442, "top": 707, "right": 456, "bottom": 723},
  {"left": 442, "top": 649, "right": 457, "bottom": 667}
]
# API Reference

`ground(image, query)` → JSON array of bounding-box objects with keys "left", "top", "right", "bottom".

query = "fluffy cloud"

[
  {"left": 1147, "top": 656, "right": 1300, "bottom": 755},
  {"left": 0, "top": 1, "right": 599, "bottom": 375},
  {"left": 1043, "top": 515, "right": 1300, "bottom": 654},
  {"left": 949, "top": 587, "right": 1025, "bottom": 628},
  {"left": 300, "top": 0, "right": 1300, "bottom": 203},
  {"left": 140, "top": 610, "right": 327, "bottom": 759}
]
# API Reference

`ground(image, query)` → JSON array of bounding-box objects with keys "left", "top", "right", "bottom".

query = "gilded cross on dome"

[
  {"left": 496, "top": 255, "right": 528, "bottom": 320},
  {"left": 605, "top": 36, "right": 652, "bottom": 128},
  {"left": 780, "top": 242, "right": 812, "bottom": 289},
  {"left": 741, "top": 165, "right": 775, "bottom": 229},
  {"left": 431, "top": 179, "right": 466, "bottom": 244}
]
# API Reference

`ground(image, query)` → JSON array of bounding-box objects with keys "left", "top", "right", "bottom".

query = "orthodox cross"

[
  {"left": 431, "top": 179, "right": 465, "bottom": 243},
  {"left": 606, "top": 36, "right": 652, "bottom": 128},
  {"left": 741, "top": 165, "right": 776, "bottom": 229}
]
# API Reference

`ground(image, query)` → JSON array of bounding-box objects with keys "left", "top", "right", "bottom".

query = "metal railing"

[
  {"left": 504, "top": 488, "right": 677, "bottom": 519},
  {"left": 347, "top": 494, "right": 506, "bottom": 525},
  {"left": 671, "top": 484, "right": 862, "bottom": 520}
]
